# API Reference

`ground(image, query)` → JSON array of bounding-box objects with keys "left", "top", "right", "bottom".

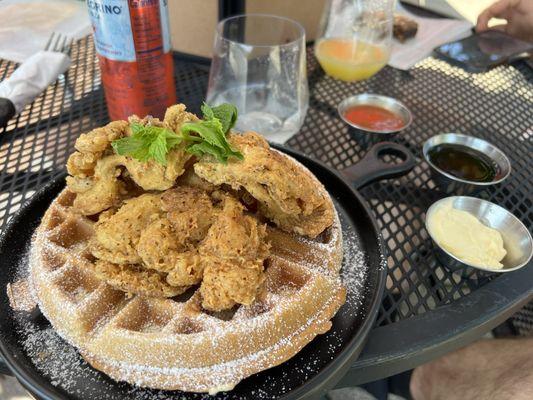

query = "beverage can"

[{"left": 87, "top": 0, "right": 177, "bottom": 120}]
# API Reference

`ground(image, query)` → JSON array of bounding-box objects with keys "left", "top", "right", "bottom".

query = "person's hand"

[
  {"left": 476, "top": 0, "right": 533, "bottom": 42},
  {"left": 410, "top": 339, "right": 533, "bottom": 400}
]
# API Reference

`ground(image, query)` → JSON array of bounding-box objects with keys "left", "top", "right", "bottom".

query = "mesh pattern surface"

[{"left": 0, "top": 37, "right": 532, "bottom": 334}]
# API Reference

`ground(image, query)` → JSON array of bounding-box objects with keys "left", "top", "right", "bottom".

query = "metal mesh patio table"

[{"left": 0, "top": 36, "right": 532, "bottom": 386}]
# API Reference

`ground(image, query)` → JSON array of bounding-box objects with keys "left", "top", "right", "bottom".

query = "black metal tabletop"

[{"left": 0, "top": 37, "right": 532, "bottom": 387}]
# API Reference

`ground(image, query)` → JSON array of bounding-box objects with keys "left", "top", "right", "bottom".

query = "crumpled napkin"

[
  {"left": 0, "top": 51, "right": 70, "bottom": 113},
  {"left": 0, "top": 0, "right": 90, "bottom": 63}
]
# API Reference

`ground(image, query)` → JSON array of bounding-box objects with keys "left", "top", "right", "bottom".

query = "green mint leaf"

[
  {"left": 226, "top": 145, "right": 245, "bottom": 160},
  {"left": 112, "top": 103, "right": 243, "bottom": 165},
  {"left": 112, "top": 124, "right": 182, "bottom": 165},
  {"left": 186, "top": 142, "right": 227, "bottom": 164},
  {"left": 181, "top": 119, "right": 226, "bottom": 149},
  {"left": 111, "top": 136, "right": 144, "bottom": 156},
  {"left": 201, "top": 102, "right": 214, "bottom": 120},
  {"left": 162, "top": 129, "right": 183, "bottom": 151},
  {"left": 130, "top": 122, "right": 145, "bottom": 136},
  {"left": 129, "top": 142, "right": 151, "bottom": 162},
  {"left": 149, "top": 133, "right": 169, "bottom": 165},
  {"left": 181, "top": 118, "right": 243, "bottom": 161},
  {"left": 211, "top": 103, "right": 238, "bottom": 133}
]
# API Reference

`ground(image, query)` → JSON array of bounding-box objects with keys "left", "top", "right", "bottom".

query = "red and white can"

[{"left": 87, "top": 0, "right": 177, "bottom": 120}]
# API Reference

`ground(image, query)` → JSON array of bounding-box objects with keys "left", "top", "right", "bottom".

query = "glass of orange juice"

[{"left": 315, "top": 0, "right": 394, "bottom": 82}]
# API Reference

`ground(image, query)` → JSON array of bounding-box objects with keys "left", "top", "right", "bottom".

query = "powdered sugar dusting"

[{"left": 8, "top": 198, "right": 372, "bottom": 399}]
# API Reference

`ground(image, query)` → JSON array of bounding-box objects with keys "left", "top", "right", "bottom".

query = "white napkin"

[
  {"left": 0, "top": 51, "right": 71, "bottom": 113},
  {"left": 0, "top": 0, "right": 91, "bottom": 63},
  {"left": 389, "top": 4, "right": 473, "bottom": 70}
]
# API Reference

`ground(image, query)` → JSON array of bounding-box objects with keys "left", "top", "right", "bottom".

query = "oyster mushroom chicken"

[{"left": 28, "top": 103, "right": 346, "bottom": 393}]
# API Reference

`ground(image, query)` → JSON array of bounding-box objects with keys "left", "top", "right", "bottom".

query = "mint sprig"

[
  {"left": 182, "top": 103, "right": 243, "bottom": 163},
  {"left": 110, "top": 103, "right": 243, "bottom": 165},
  {"left": 112, "top": 123, "right": 182, "bottom": 165}
]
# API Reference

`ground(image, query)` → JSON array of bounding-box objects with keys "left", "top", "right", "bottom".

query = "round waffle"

[{"left": 29, "top": 156, "right": 345, "bottom": 393}]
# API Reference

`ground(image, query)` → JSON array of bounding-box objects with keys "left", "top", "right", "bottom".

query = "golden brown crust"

[
  {"left": 90, "top": 260, "right": 187, "bottom": 298},
  {"left": 87, "top": 186, "right": 270, "bottom": 311},
  {"left": 91, "top": 193, "right": 163, "bottom": 264},
  {"left": 194, "top": 132, "right": 334, "bottom": 238},
  {"left": 200, "top": 260, "right": 265, "bottom": 311},
  {"left": 199, "top": 196, "right": 269, "bottom": 311},
  {"left": 163, "top": 103, "right": 199, "bottom": 131},
  {"left": 136, "top": 218, "right": 204, "bottom": 287},
  {"left": 70, "top": 120, "right": 128, "bottom": 164},
  {"left": 66, "top": 105, "right": 198, "bottom": 215},
  {"left": 161, "top": 186, "right": 216, "bottom": 242}
]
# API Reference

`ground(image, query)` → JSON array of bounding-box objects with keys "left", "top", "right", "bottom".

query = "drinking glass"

[
  {"left": 315, "top": 0, "right": 394, "bottom": 82},
  {"left": 206, "top": 14, "right": 308, "bottom": 143}
]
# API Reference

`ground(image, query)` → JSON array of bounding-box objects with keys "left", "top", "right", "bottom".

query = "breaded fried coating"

[
  {"left": 66, "top": 120, "right": 128, "bottom": 181},
  {"left": 137, "top": 218, "right": 204, "bottom": 287},
  {"left": 137, "top": 187, "right": 217, "bottom": 287},
  {"left": 200, "top": 261, "right": 265, "bottom": 311},
  {"left": 92, "top": 260, "right": 187, "bottom": 298},
  {"left": 161, "top": 186, "right": 216, "bottom": 242},
  {"left": 67, "top": 105, "right": 197, "bottom": 214},
  {"left": 164, "top": 103, "right": 199, "bottom": 132},
  {"left": 175, "top": 167, "right": 218, "bottom": 194},
  {"left": 199, "top": 196, "right": 269, "bottom": 311},
  {"left": 85, "top": 186, "right": 270, "bottom": 309},
  {"left": 121, "top": 148, "right": 190, "bottom": 191},
  {"left": 74, "top": 120, "right": 128, "bottom": 156},
  {"left": 60, "top": 104, "right": 342, "bottom": 312},
  {"left": 193, "top": 132, "right": 334, "bottom": 238},
  {"left": 200, "top": 196, "right": 268, "bottom": 260},
  {"left": 66, "top": 155, "right": 125, "bottom": 216},
  {"left": 91, "top": 193, "right": 163, "bottom": 265}
]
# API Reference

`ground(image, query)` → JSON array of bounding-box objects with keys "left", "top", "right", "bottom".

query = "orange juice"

[{"left": 315, "top": 38, "right": 389, "bottom": 82}]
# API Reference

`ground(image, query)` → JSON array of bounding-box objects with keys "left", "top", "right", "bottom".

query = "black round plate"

[{"left": 0, "top": 148, "right": 386, "bottom": 400}]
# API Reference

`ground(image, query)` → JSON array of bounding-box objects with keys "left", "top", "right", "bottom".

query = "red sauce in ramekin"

[{"left": 344, "top": 105, "right": 405, "bottom": 131}]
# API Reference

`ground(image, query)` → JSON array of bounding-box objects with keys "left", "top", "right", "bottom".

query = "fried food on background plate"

[{"left": 194, "top": 132, "right": 334, "bottom": 238}]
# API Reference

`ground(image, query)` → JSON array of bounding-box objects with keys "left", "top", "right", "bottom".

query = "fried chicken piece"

[
  {"left": 86, "top": 187, "right": 270, "bottom": 309},
  {"left": 75, "top": 120, "right": 128, "bottom": 155},
  {"left": 67, "top": 151, "right": 101, "bottom": 177},
  {"left": 161, "top": 186, "right": 217, "bottom": 242},
  {"left": 200, "top": 195, "right": 268, "bottom": 260},
  {"left": 163, "top": 103, "right": 199, "bottom": 132},
  {"left": 200, "top": 261, "right": 265, "bottom": 311},
  {"left": 137, "top": 218, "right": 204, "bottom": 287},
  {"left": 175, "top": 167, "right": 218, "bottom": 194},
  {"left": 199, "top": 196, "right": 269, "bottom": 311},
  {"left": 91, "top": 193, "right": 163, "bottom": 265},
  {"left": 66, "top": 120, "right": 128, "bottom": 181},
  {"left": 67, "top": 155, "right": 126, "bottom": 216},
  {"left": 66, "top": 105, "right": 197, "bottom": 214},
  {"left": 193, "top": 132, "right": 334, "bottom": 238},
  {"left": 123, "top": 112, "right": 194, "bottom": 190},
  {"left": 68, "top": 148, "right": 190, "bottom": 214},
  {"left": 121, "top": 149, "right": 190, "bottom": 191},
  {"left": 137, "top": 187, "right": 217, "bottom": 287},
  {"left": 92, "top": 260, "right": 187, "bottom": 298}
]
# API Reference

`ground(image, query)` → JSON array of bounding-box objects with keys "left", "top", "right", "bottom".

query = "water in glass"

[{"left": 206, "top": 15, "right": 309, "bottom": 143}]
